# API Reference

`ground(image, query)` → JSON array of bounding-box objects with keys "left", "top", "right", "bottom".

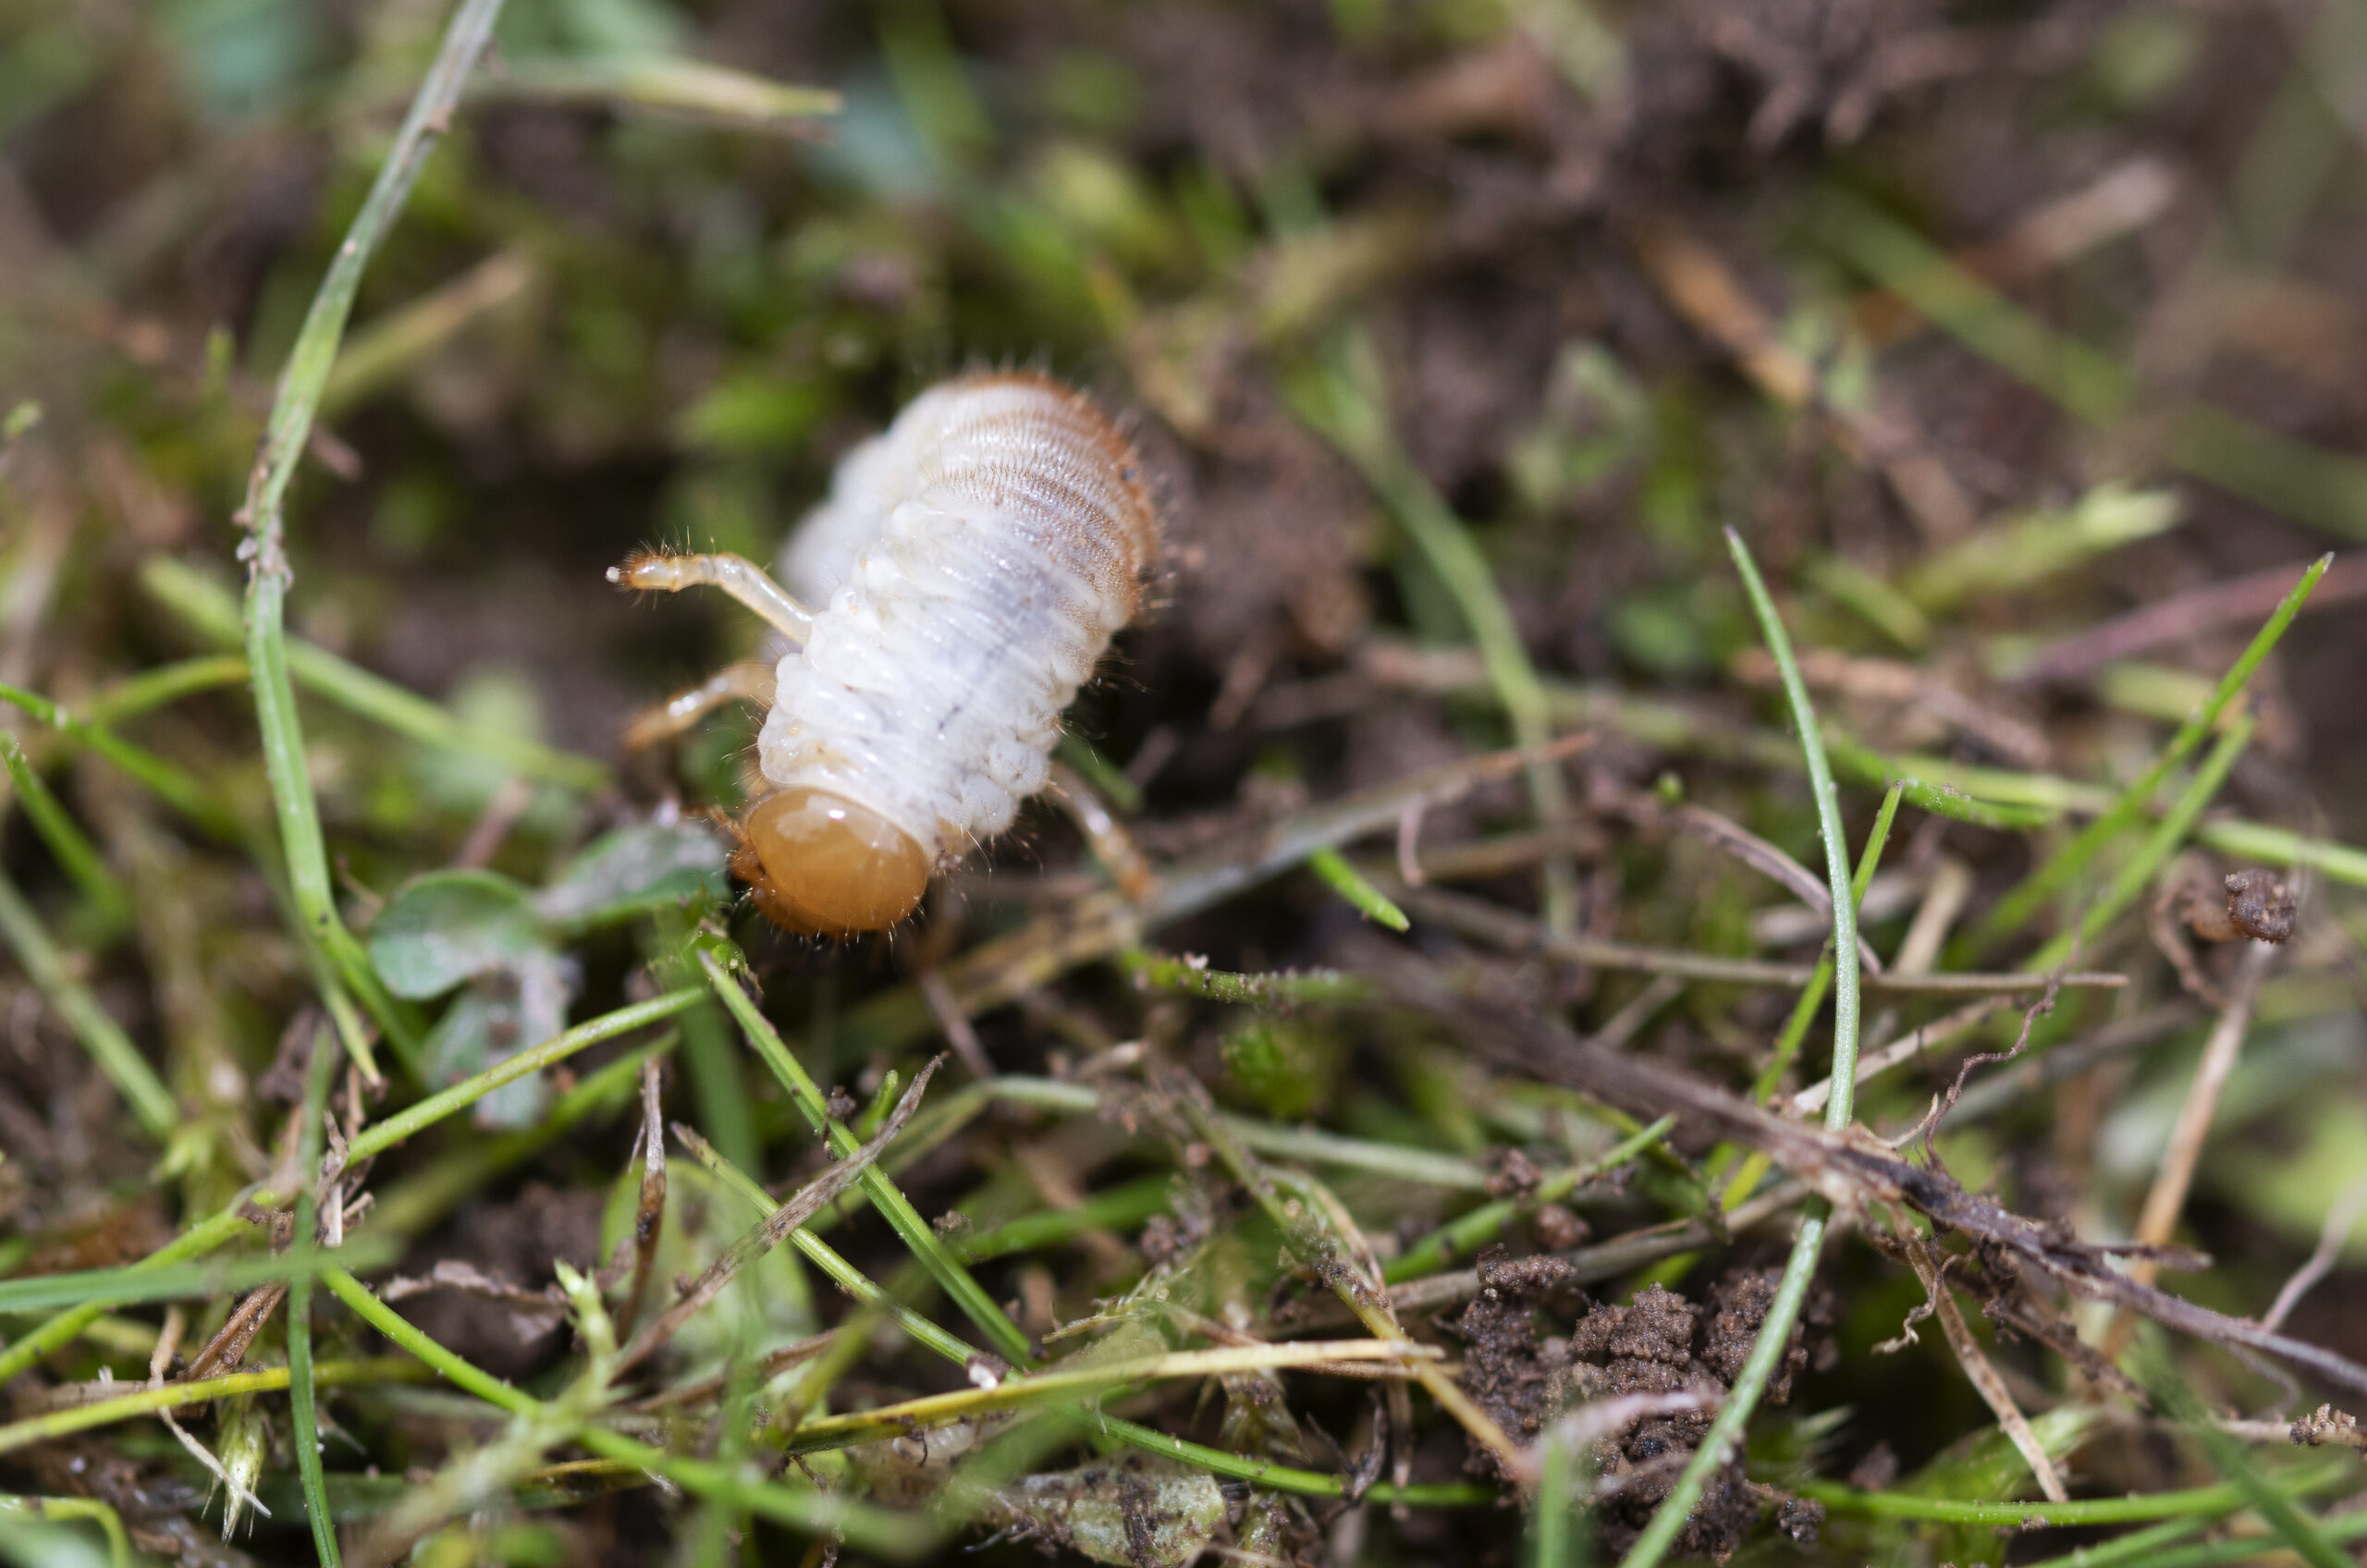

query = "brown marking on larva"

[{"left": 2225, "top": 868, "right": 2298, "bottom": 943}]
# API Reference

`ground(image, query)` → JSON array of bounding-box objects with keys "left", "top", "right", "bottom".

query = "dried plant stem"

[
  {"left": 613, "top": 1060, "right": 938, "bottom": 1375},
  {"left": 1900, "top": 1226, "right": 2069, "bottom": 1501},
  {"left": 2103, "top": 939, "right": 2277, "bottom": 1360},
  {"left": 671, "top": 1121, "right": 986, "bottom": 1369},
  {"left": 1788, "top": 996, "right": 2009, "bottom": 1116},
  {"left": 2262, "top": 1172, "right": 2367, "bottom": 1331}
]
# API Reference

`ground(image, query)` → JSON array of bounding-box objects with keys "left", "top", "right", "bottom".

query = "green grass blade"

[
  {"left": 2136, "top": 1341, "right": 2351, "bottom": 1568},
  {"left": 2026, "top": 712, "right": 2255, "bottom": 974},
  {"left": 345, "top": 991, "right": 699, "bottom": 1164},
  {"left": 699, "top": 950, "right": 1033, "bottom": 1366},
  {"left": 0, "top": 1360, "right": 420, "bottom": 1457},
  {"left": 0, "top": 680, "right": 238, "bottom": 839},
  {"left": 0, "top": 730, "right": 131, "bottom": 932},
  {"left": 232, "top": 0, "right": 509, "bottom": 1095},
  {"left": 0, "top": 1496, "right": 133, "bottom": 1567},
  {"left": 0, "top": 865, "right": 175, "bottom": 1140},
  {"left": 0, "top": 1195, "right": 270, "bottom": 1381},
  {"left": 1974, "top": 555, "right": 2327, "bottom": 950},
  {"left": 1122, "top": 949, "right": 1372, "bottom": 1006},
  {"left": 1618, "top": 530, "right": 1862, "bottom": 1568},
  {"left": 287, "top": 1022, "right": 341, "bottom": 1567},
  {"left": 1809, "top": 190, "right": 2367, "bottom": 540},
  {"left": 1291, "top": 333, "right": 1576, "bottom": 929},
  {"left": 142, "top": 558, "right": 610, "bottom": 793},
  {"left": 1306, "top": 847, "right": 1409, "bottom": 929},
  {"left": 673, "top": 1124, "right": 980, "bottom": 1367},
  {"left": 83, "top": 655, "right": 251, "bottom": 724}
]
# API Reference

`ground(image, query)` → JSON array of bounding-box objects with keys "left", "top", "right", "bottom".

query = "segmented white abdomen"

[{"left": 759, "top": 374, "right": 1157, "bottom": 862}]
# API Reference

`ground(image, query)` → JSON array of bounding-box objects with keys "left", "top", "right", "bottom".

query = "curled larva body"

[{"left": 741, "top": 373, "right": 1157, "bottom": 934}]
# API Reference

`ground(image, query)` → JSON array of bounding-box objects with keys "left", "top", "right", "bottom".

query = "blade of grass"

[
  {"left": 286, "top": 1021, "right": 340, "bottom": 1566},
  {"left": 779, "top": 1341, "right": 1440, "bottom": 1454},
  {"left": 2190, "top": 818, "right": 2367, "bottom": 888},
  {"left": 1384, "top": 1115, "right": 1676, "bottom": 1283},
  {"left": 2135, "top": 1340, "right": 2352, "bottom": 1568},
  {"left": 0, "top": 1360, "right": 423, "bottom": 1455},
  {"left": 1823, "top": 739, "right": 2054, "bottom": 828},
  {"left": 672, "top": 1121, "right": 987, "bottom": 1369},
  {"left": 700, "top": 949, "right": 1033, "bottom": 1366},
  {"left": 0, "top": 865, "right": 175, "bottom": 1140},
  {"left": 956, "top": 1175, "right": 1173, "bottom": 1264},
  {"left": 1121, "top": 949, "right": 1371, "bottom": 1006},
  {"left": 1718, "top": 782, "right": 1903, "bottom": 1209},
  {"left": 901, "top": 1073, "right": 1496, "bottom": 1189},
  {"left": 346, "top": 990, "right": 699, "bottom": 1164},
  {"left": 369, "top": 1035, "right": 675, "bottom": 1238},
  {"left": 477, "top": 56, "right": 840, "bottom": 129},
  {"left": 320, "top": 1268, "right": 926, "bottom": 1554},
  {"left": 1291, "top": 332, "right": 1578, "bottom": 930},
  {"left": 0, "top": 1496, "right": 132, "bottom": 1568},
  {"left": 83, "top": 655, "right": 251, "bottom": 724},
  {"left": 1085, "top": 1414, "right": 1494, "bottom": 1506},
  {"left": 0, "top": 1193, "right": 276, "bottom": 1382},
  {"left": 0, "top": 730, "right": 131, "bottom": 931},
  {"left": 1809, "top": 189, "right": 2367, "bottom": 541},
  {"left": 1617, "top": 528, "right": 1863, "bottom": 1568},
  {"left": 1306, "top": 846, "right": 1409, "bottom": 929},
  {"left": 143, "top": 558, "right": 609, "bottom": 794},
  {"left": 0, "top": 680, "right": 238, "bottom": 839},
  {"left": 232, "top": 0, "right": 508, "bottom": 1086},
  {"left": 1797, "top": 1459, "right": 2350, "bottom": 1525},
  {"left": 2025, "top": 712, "right": 2255, "bottom": 974},
  {"left": 0, "top": 1237, "right": 398, "bottom": 1317},
  {"left": 1971, "top": 556, "right": 2327, "bottom": 951}
]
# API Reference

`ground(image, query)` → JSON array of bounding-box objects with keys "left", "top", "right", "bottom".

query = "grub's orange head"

[{"left": 735, "top": 789, "right": 931, "bottom": 937}]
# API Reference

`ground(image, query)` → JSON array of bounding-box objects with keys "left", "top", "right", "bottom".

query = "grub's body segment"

[{"left": 745, "top": 374, "right": 1156, "bottom": 929}]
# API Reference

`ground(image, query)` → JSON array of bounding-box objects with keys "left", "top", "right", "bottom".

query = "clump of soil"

[{"left": 1446, "top": 1251, "right": 1832, "bottom": 1560}]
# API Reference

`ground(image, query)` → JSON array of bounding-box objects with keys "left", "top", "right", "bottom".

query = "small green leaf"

[
  {"left": 369, "top": 869, "right": 546, "bottom": 998},
  {"left": 422, "top": 949, "right": 574, "bottom": 1128},
  {"left": 535, "top": 821, "right": 730, "bottom": 927}
]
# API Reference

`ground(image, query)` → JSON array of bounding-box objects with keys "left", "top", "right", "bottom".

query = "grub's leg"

[
  {"left": 624, "top": 660, "right": 778, "bottom": 752},
  {"left": 1047, "top": 759, "right": 1159, "bottom": 903},
  {"left": 609, "top": 550, "right": 816, "bottom": 643}
]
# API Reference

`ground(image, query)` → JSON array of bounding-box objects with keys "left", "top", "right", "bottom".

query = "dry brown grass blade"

[
  {"left": 1893, "top": 1224, "right": 2069, "bottom": 1501},
  {"left": 611, "top": 1059, "right": 668, "bottom": 1341},
  {"left": 2103, "top": 939, "right": 2279, "bottom": 1360}
]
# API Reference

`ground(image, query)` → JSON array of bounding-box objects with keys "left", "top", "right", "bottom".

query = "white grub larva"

[{"left": 614, "top": 372, "right": 1159, "bottom": 936}]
